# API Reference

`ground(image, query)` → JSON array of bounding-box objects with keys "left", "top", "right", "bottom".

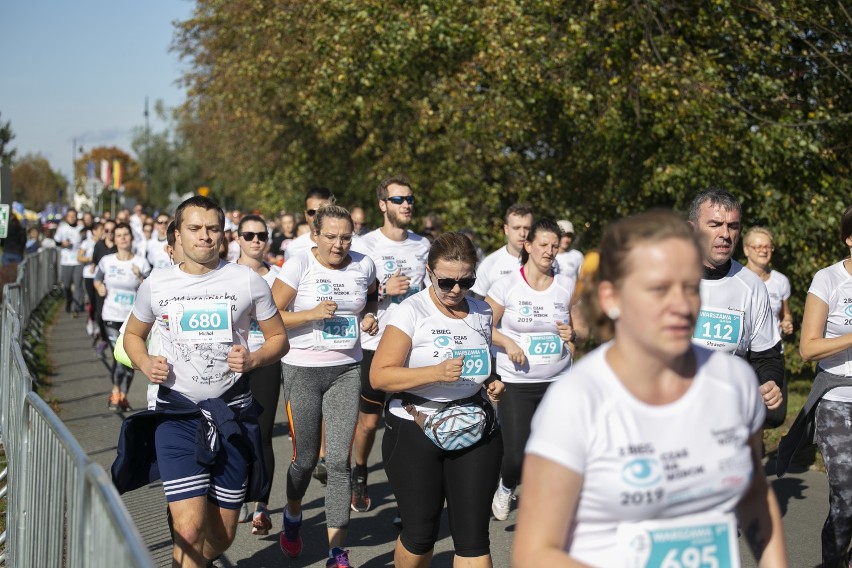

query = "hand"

[
  {"left": 485, "top": 379, "right": 505, "bottom": 402},
  {"left": 312, "top": 300, "right": 338, "bottom": 321},
  {"left": 144, "top": 355, "right": 170, "bottom": 384},
  {"left": 384, "top": 269, "right": 411, "bottom": 297},
  {"left": 132, "top": 265, "right": 141, "bottom": 277},
  {"left": 435, "top": 355, "right": 464, "bottom": 383},
  {"left": 227, "top": 345, "right": 255, "bottom": 373},
  {"left": 556, "top": 321, "right": 575, "bottom": 343},
  {"left": 781, "top": 320, "right": 794, "bottom": 336},
  {"left": 759, "top": 380, "right": 783, "bottom": 410},
  {"left": 505, "top": 341, "right": 527, "bottom": 366},
  {"left": 361, "top": 313, "right": 379, "bottom": 336}
]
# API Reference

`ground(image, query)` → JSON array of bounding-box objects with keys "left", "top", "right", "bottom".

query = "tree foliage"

[
  {"left": 74, "top": 147, "right": 143, "bottom": 204},
  {"left": 11, "top": 154, "right": 67, "bottom": 211},
  {"left": 131, "top": 100, "right": 204, "bottom": 210},
  {"left": 174, "top": 0, "right": 852, "bottom": 372},
  {"left": 0, "top": 112, "right": 16, "bottom": 168}
]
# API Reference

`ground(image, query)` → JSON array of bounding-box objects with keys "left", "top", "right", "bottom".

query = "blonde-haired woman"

[{"left": 743, "top": 227, "right": 794, "bottom": 337}]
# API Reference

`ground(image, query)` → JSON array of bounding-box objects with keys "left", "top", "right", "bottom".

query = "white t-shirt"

[
  {"left": 55, "top": 222, "right": 82, "bottom": 266},
  {"left": 284, "top": 232, "right": 316, "bottom": 261},
  {"left": 489, "top": 269, "right": 575, "bottom": 383},
  {"left": 526, "top": 345, "right": 764, "bottom": 567},
  {"left": 96, "top": 254, "right": 151, "bottom": 323},
  {"left": 80, "top": 237, "right": 97, "bottom": 279},
  {"left": 351, "top": 228, "right": 431, "bottom": 350},
  {"left": 131, "top": 261, "right": 278, "bottom": 403},
  {"left": 245, "top": 263, "right": 280, "bottom": 351},
  {"left": 808, "top": 261, "right": 852, "bottom": 400},
  {"left": 276, "top": 250, "right": 376, "bottom": 367},
  {"left": 693, "top": 260, "right": 780, "bottom": 356},
  {"left": 555, "top": 249, "right": 584, "bottom": 280},
  {"left": 763, "top": 270, "right": 791, "bottom": 333},
  {"left": 470, "top": 245, "right": 521, "bottom": 297},
  {"left": 385, "top": 290, "right": 493, "bottom": 419},
  {"left": 146, "top": 236, "right": 171, "bottom": 270},
  {"left": 227, "top": 239, "right": 241, "bottom": 262}
]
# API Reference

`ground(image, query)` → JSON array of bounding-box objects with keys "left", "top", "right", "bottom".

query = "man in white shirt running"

[
  {"left": 688, "top": 188, "right": 785, "bottom": 425},
  {"left": 284, "top": 187, "right": 334, "bottom": 261},
  {"left": 349, "top": 175, "right": 431, "bottom": 513},
  {"left": 469, "top": 203, "right": 533, "bottom": 299},
  {"left": 554, "top": 219, "right": 584, "bottom": 279},
  {"left": 120, "top": 196, "right": 289, "bottom": 567}
]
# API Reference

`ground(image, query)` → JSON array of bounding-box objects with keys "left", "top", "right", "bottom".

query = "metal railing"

[{"left": 0, "top": 250, "right": 153, "bottom": 567}]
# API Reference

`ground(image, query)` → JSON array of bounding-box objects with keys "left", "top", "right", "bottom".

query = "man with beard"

[{"left": 349, "top": 175, "right": 431, "bottom": 513}]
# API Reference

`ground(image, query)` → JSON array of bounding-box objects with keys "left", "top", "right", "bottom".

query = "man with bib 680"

[{"left": 117, "top": 196, "right": 289, "bottom": 568}]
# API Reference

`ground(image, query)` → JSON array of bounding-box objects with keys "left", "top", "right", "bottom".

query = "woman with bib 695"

[{"left": 513, "top": 210, "right": 786, "bottom": 567}]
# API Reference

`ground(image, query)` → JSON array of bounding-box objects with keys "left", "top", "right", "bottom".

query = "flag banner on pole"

[
  {"left": 101, "top": 159, "right": 111, "bottom": 186},
  {"left": 88, "top": 160, "right": 96, "bottom": 179},
  {"left": 113, "top": 160, "right": 122, "bottom": 190}
]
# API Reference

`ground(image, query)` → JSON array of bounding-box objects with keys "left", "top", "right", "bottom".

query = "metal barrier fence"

[{"left": 0, "top": 250, "right": 153, "bottom": 567}]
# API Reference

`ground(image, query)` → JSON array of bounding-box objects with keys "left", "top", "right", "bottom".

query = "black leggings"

[
  {"left": 104, "top": 321, "right": 133, "bottom": 393},
  {"left": 498, "top": 381, "right": 550, "bottom": 489},
  {"left": 84, "top": 278, "right": 97, "bottom": 321},
  {"left": 382, "top": 409, "right": 502, "bottom": 558},
  {"left": 246, "top": 361, "right": 281, "bottom": 504}
]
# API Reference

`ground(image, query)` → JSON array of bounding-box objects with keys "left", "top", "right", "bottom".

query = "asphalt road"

[{"left": 47, "top": 309, "right": 828, "bottom": 567}]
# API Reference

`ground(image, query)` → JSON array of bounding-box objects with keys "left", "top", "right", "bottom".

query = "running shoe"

[
  {"left": 350, "top": 475, "right": 371, "bottom": 513},
  {"left": 252, "top": 507, "right": 272, "bottom": 536},
  {"left": 95, "top": 340, "right": 108, "bottom": 358},
  {"left": 118, "top": 396, "right": 132, "bottom": 412},
  {"left": 86, "top": 319, "right": 95, "bottom": 336},
  {"left": 107, "top": 392, "right": 121, "bottom": 412},
  {"left": 491, "top": 483, "right": 513, "bottom": 521},
  {"left": 312, "top": 457, "right": 328, "bottom": 485},
  {"left": 326, "top": 547, "right": 353, "bottom": 568},
  {"left": 279, "top": 514, "right": 303, "bottom": 558}
]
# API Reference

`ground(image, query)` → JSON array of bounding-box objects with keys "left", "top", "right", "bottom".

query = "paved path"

[{"left": 46, "top": 309, "right": 826, "bottom": 567}]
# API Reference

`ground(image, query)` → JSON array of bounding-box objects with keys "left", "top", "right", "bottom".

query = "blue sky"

[{"left": 1, "top": 0, "right": 194, "bottom": 179}]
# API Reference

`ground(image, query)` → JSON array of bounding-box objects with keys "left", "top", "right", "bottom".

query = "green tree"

[
  {"left": 173, "top": 0, "right": 852, "bottom": 374},
  {"left": 131, "top": 100, "right": 203, "bottom": 210},
  {"left": 0, "top": 112, "right": 16, "bottom": 168}
]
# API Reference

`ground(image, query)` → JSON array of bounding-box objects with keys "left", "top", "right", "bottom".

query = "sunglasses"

[
  {"left": 431, "top": 273, "right": 476, "bottom": 291},
  {"left": 240, "top": 231, "right": 269, "bottom": 242},
  {"left": 156, "top": 219, "right": 168, "bottom": 225},
  {"left": 383, "top": 195, "right": 415, "bottom": 205},
  {"left": 305, "top": 209, "right": 318, "bottom": 217}
]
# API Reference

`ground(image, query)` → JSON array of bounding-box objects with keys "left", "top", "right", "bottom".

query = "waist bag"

[{"left": 401, "top": 392, "right": 497, "bottom": 451}]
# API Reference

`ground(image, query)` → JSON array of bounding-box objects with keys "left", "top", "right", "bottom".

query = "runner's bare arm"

[{"left": 124, "top": 314, "right": 169, "bottom": 383}]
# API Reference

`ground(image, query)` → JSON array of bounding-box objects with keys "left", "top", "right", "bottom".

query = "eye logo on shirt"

[
  {"left": 383, "top": 260, "right": 398, "bottom": 273},
  {"left": 519, "top": 306, "right": 533, "bottom": 317},
  {"left": 316, "top": 283, "right": 333, "bottom": 295},
  {"left": 433, "top": 335, "right": 452, "bottom": 348},
  {"left": 621, "top": 458, "right": 662, "bottom": 488},
  {"left": 845, "top": 304, "right": 852, "bottom": 317}
]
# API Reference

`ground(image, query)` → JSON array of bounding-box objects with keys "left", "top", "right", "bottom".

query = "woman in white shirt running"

[
  {"left": 486, "top": 218, "right": 583, "bottom": 521},
  {"left": 514, "top": 209, "right": 786, "bottom": 568},
  {"left": 743, "top": 227, "right": 794, "bottom": 337},
  {"left": 94, "top": 222, "right": 151, "bottom": 411},
  {"left": 272, "top": 204, "right": 378, "bottom": 568},
  {"left": 234, "top": 214, "right": 282, "bottom": 536},
  {"left": 799, "top": 204, "right": 852, "bottom": 566},
  {"left": 372, "top": 231, "right": 505, "bottom": 568}
]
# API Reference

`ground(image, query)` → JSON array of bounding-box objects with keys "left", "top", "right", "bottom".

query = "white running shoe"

[{"left": 491, "top": 483, "right": 513, "bottom": 521}]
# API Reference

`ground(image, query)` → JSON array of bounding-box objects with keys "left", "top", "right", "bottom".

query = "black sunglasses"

[
  {"left": 383, "top": 195, "right": 415, "bottom": 205},
  {"left": 432, "top": 275, "right": 476, "bottom": 291},
  {"left": 305, "top": 209, "right": 318, "bottom": 217},
  {"left": 240, "top": 231, "right": 269, "bottom": 242}
]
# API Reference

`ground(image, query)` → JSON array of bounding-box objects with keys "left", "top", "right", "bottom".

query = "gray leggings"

[
  {"left": 281, "top": 362, "right": 360, "bottom": 529},
  {"left": 61, "top": 264, "right": 84, "bottom": 313},
  {"left": 815, "top": 399, "right": 852, "bottom": 567}
]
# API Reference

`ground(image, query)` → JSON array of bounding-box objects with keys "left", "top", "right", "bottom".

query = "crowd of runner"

[{"left": 23, "top": 180, "right": 852, "bottom": 568}]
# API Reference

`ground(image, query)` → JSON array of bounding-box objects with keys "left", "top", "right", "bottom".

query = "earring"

[{"left": 607, "top": 307, "right": 620, "bottom": 320}]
